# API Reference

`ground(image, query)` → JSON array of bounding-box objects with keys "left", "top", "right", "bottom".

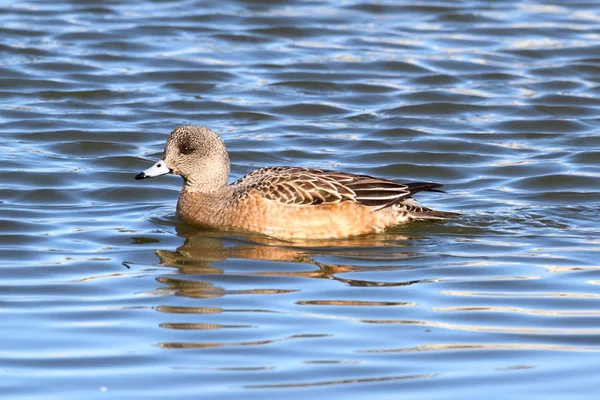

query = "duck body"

[{"left": 136, "top": 126, "right": 455, "bottom": 240}]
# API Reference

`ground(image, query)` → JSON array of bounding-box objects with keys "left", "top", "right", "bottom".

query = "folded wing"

[{"left": 233, "top": 166, "right": 443, "bottom": 210}]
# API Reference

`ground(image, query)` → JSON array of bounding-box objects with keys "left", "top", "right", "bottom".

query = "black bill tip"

[{"left": 135, "top": 172, "right": 146, "bottom": 180}]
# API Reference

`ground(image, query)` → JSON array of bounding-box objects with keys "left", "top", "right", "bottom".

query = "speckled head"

[{"left": 135, "top": 125, "right": 230, "bottom": 192}]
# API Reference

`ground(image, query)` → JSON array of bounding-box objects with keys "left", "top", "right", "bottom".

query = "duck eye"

[{"left": 180, "top": 145, "right": 195, "bottom": 155}]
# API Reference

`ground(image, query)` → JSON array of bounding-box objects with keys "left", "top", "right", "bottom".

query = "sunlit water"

[{"left": 2, "top": 0, "right": 600, "bottom": 399}]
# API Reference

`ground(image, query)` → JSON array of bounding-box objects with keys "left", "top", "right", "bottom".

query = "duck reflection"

[
  {"left": 152, "top": 225, "right": 432, "bottom": 349},
  {"left": 154, "top": 224, "right": 429, "bottom": 289}
]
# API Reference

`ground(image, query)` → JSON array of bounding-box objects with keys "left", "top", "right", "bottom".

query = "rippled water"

[{"left": 2, "top": 0, "right": 600, "bottom": 398}]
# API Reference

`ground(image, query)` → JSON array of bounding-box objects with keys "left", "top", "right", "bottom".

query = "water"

[{"left": 2, "top": 0, "right": 600, "bottom": 398}]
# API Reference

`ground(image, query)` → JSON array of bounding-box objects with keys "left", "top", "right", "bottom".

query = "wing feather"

[{"left": 232, "top": 166, "right": 442, "bottom": 209}]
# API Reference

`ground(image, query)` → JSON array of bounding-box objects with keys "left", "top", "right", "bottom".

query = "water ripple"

[{"left": 1, "top": 0, "right": 600, "bottom": 399}]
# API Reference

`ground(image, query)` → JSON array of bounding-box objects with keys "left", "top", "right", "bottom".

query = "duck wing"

[{"left": 233, "top": 166, "right": 443, "bottom": 210}]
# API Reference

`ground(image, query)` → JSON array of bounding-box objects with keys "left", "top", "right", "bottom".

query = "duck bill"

[{"left": 135, "top": 159, "right": 170, "bottom": 180}]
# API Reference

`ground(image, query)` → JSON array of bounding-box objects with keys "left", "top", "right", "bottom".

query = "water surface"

[{"left": 1, "top": 0, "right": 600, "bottom": 399}]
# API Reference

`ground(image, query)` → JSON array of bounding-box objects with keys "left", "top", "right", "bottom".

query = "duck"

[{"left": 135, "top": 125, "right": 455, "bottom": 239}]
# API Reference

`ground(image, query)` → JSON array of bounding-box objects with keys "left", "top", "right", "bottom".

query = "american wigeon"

[{"left": 135, "top": 126, "right": 455, "bottom": 239}]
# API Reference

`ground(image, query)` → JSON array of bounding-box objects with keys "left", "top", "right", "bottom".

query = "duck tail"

[
  {"left": 405, "top": 182, "right": 445, "bottom": 195},
  {"left": 400, "top": 182, "right": 459, "bottom": 220}
]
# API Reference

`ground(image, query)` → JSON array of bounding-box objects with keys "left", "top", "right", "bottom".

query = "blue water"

[{"left": 1, "top": 0, "right": 600, "bottom": 399}]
